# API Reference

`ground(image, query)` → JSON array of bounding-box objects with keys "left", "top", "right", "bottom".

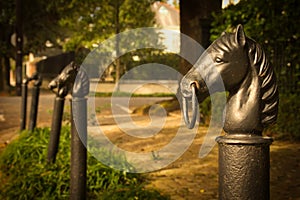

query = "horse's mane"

[{"left": 247, "top": 39, "right": 279, "bottom": 127}]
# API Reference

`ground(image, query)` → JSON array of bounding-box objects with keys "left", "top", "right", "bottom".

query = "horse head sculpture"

[
  {"left": 48, "top": 62, "right": 80, "bottom": 97},
  {"left": 49, "top": 61, "right": 89, "bottom": 98},
  {"left": 180, "top": 25, "right": 278, "bottom": 135}
]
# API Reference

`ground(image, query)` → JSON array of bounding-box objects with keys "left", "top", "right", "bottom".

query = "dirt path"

[
  {"left": 145, "top": 130, "right": 300, "bottom": 200},
  {"left": 96, "top": 110, "right": 300, "bottom": 200},
  {"left": 0, "top": 97, "right": 299, "bottom": 199}
]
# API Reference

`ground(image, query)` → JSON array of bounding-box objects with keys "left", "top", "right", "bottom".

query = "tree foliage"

[
  {"left": 59, "top": 0, "right": 158, "bottom": 51},
  {"left": 210, "top": 0, "right": 300, "bottom": 94},
  {"left": 0, "top": 0, "right": 65, "bottom": 55},
  {"left": 0, "top": 0, "right": 64, "bottom": 90},
  {"left": 0, "top": 0, "right": 159, "bottom": 56},
  {"left": 0, "top": 0, "right": 161, "bottom": 90}
]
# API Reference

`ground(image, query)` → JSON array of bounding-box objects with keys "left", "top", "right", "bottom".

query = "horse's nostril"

[
  {"left": 179, "top": 83, "right": 189, "bottom": 98},
  {"left": 190, "top": 81, "right": 199, "bottom": 90},
  {"left": 48, "top": 81, "right": 56, "bottom": 89}
]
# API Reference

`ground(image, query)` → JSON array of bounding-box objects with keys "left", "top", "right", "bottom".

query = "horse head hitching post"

[
  {"left": 28, "top": 73, "right": 42, "bottom": 131},
  {"left": 48, "top": 62, "right": 79, "bottom": 163},
  {"left": 20, "top": 73, "right": 37, "bottom": 131},
  {"left": 47, "top": 62, "right": 89, "bottom": 200},
  {"left": 20, "top": 72, "right": 42, "bottom": 131},
  {"left": 181, "top": 25, "right": 279, "bottom": 199}
]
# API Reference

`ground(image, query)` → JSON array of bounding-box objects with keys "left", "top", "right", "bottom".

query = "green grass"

[{"left": 0, "top": 127, "right": 169, "bottom": 200}]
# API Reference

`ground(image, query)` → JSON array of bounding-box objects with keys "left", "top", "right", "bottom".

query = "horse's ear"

[{"left": 235, "top": 24, "right": 246, "bottom": 46}]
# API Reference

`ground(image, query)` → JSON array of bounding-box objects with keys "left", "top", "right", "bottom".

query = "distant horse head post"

[
  {"left": 47, "top": 61, "right": 79, "bottom": 163},
  {"left": 180, "top": 25, "right": 278, "bottom": 199},
  {"left": 47, "top": 61, "right": 89, "bottom": 199},
  {"left": 48, "top": 61, "right": 79, "bottom": 97},
  {"left": 20, "top": 73, "right": 40, "bottom": 130},
  {"left": 28, "top": 73, "right": 42, "bottom": 131}
]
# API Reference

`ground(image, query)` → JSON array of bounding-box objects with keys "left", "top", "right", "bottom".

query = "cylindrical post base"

[
  {"left": 216, "top": 134, "right": 273, "bottom": 200},
  {"left": 20, "top": 83, "right": 28, "bottom": 130},
  {"left": 47, "top": 97, "right": 65, "bottom": 163},
  {"left": 70, "top": 98, "right": 87, "bottom": 200},
  {"left": 28, "top": 85, "right": 40, "bottom": 131}
]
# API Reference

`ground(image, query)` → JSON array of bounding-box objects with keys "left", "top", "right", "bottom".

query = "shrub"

[
  {"left": 266, "top": 93, "right": 300, "bottom": 140},
  {"left": 199, "top": 93, "right": 227, "bottom": 126},
  {"left": 199, "top": 93, "right": 300, "bottom": 140}
]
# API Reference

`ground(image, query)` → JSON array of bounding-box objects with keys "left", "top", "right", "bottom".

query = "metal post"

[
  {"left": 15, "top": 0, "right": 23, "bottom": 96},
  {"left": 20, "top": 78, "right": 29, "bottom": 130},
  {"left": 46, "top": 62, "right": 88, "bottom": 198},
  {"left": 47, "top": 62, "right": 79, "bottom": 164},
  {"left": 28, "top": 75, "right": 42, "bottom": 131},
  {"left": 47, "top": 97, "right": 65, "bottom": 163},
  {"left": 179, "top": 24, "right": 279, "bottom": 200},
  {"left": 70, "top": 98, "right": 87, "bottom": 200},
  {"left": 216, "top": 135, "right": 273, "bottom": 200},
  {"left": 70, "top": 67, "right": 89, "bottom": 200}
]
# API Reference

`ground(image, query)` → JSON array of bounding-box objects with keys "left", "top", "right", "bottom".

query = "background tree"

[
  {"left": 179, "top": 0, "right": 222, "bottom": 75},
  {"left": 49, "top": 0, "right": 160, "bottom": 84},
  {"left": 59, "top": 0, "right": 157, "bottom": 52},
  {"left": 0, "top": 0, "right": 14, "bottom": 91},
  {"left": 0, "top": 0, "right": 160, "bottom": 92},
  {"left": 0, "top": 0, "right": 65, "bottom": 92}
]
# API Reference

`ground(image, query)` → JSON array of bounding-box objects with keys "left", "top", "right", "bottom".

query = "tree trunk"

[
  {"left": 0, "top": 58, "right": 4, "bottom": 91},
  {"left": 0, "top": 57, "right": 9, "bottom": 92},
  {"left": 4, "top": 56, "right": 11, "bottom": 88},
  {"left": 179, "top": 0, "right": 222, "bottom": 75}
]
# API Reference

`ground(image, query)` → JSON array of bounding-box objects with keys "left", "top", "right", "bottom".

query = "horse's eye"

[{"left": 215, "top": 57, "right": 223, "bottom": 63}]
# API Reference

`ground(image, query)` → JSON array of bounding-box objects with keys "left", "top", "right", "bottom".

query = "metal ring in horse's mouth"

[{"left": 182, "top": 83, "right": 198, "bottom": 129}]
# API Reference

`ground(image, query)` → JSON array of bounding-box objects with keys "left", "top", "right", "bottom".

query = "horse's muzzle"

[
  {"left": 180, "top": 77, "right": 198, "bottom": 99},
  {"left": 48, "top": 80, "right": 58, "bottom": 90}
]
